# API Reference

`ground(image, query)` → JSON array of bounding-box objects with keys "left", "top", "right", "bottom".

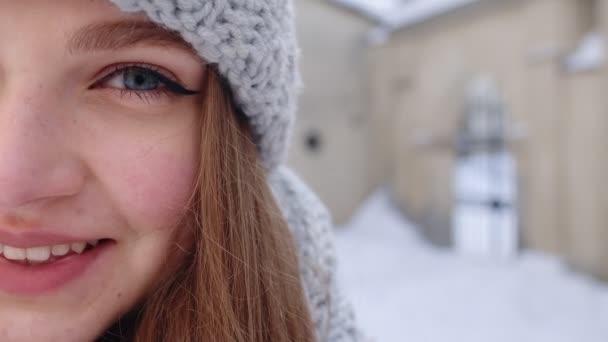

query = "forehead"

[
  {"left": 1, "top": 0, "right": 131, "bottom": 25},
  {"left": 0, "top": 0, "right": 193, "bottom": 55}
]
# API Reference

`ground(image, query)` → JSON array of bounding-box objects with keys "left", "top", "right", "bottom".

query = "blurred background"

[{"left": 287, "top": 0, "right": 608, "bottom": 341}]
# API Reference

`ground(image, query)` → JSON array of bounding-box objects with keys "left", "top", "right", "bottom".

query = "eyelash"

[{"left": 91, "top": 63, "right": 199, "bottom": 102}]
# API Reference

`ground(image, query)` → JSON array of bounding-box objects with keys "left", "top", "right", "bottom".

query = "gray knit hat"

[{"left": 110, "top": 0, "right": 299, "bottom": 170}]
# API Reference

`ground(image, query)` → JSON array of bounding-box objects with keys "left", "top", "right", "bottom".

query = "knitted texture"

[
  {"left": 110, "top": 0, "right": 299, "bottom": 170},
  {"left": 269, "top": 167, "right": 361, "bottom": 342}
]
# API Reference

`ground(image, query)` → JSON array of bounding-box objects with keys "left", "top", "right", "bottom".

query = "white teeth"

[
  {"left": 71, "top": 242, "right": 86, "bottom": 254},
  {"left": 51, "top": 244, "right": 70, "bottom": 256},
  {"left": 3, "top": 246, "right": 26, "bottom": 261},
  {"left": 26, "top": 246, "right": 51, "bottom": 262},
  {"left": 0, "top": 240, "right": 100, "bottom": 262}
]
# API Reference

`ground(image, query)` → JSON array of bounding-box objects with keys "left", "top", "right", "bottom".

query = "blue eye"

[
  {"left": 123, "top": 68, "right": 161, "bottom": 91},
  {"left": 95, "top": 65, "right": 199, "bottom": 96}
]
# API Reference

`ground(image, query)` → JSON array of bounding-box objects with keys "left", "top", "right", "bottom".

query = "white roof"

[{"left": 332, "top": 0, "right": 478, "bottom": 29}]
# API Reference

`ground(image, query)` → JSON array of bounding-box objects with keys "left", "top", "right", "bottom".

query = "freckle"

[{"left": 117, "top": 292, "right": 122, "bottom": 298}]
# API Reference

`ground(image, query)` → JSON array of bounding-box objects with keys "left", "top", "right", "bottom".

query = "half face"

[{"left": 0, "top": 1, "right": 204, "bottom": 340}]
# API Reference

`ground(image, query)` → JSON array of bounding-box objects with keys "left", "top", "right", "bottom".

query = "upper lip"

[{"left": 0, "top": 229, "right": 107, "bottom": 248}]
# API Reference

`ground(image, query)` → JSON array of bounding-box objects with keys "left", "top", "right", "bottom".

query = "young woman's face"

[{"left": 0, "top": 1, "right": 204, "bottom": 340}]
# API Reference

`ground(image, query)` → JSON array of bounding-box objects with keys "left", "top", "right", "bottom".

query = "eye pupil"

[{"left": 124, "top": 68, "right": 159, "bottom": 91}]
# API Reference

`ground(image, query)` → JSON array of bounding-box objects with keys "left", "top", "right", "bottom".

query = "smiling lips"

[{"left": 0, "top": 234, "right": 113, "bottom": 295}]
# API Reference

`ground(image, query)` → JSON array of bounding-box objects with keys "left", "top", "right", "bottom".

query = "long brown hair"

[{"left": 101, "top": 68, "right": 314, "bottom": 341}]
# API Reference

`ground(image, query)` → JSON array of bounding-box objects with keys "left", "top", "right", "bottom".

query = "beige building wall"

[
  {"left": 368, "top": 0, "right": 608, "bottom": 278},
  {"left": 289, "top": 0, "right": 380, "bottom": 224},
  {"left": 562, "top": 0, "right": 608, "bottom": 279},
  {"left": 562, "top": 72, "right": 607, "bottom": 279},
  {"left": 517, "top": 0, "right": 582, "bottom": 256}
]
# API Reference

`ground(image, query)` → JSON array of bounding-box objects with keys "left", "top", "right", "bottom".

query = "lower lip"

[{"left": 0, "top": 243, "right": 111, "bottom": 295}]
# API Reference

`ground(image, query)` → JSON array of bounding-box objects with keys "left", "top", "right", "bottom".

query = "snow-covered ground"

[{"left": 335, "top": 190, "right": 608, "bottom": 342}]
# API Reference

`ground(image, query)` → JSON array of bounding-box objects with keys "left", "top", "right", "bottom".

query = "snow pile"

[
  {"left": 333, "top": 0, "right": 478, "bottom": 29},
  {"left": 335, "top": 190, "right": 608, "bottom": 342},
  {"left": 563, "top": 32, "right": 606, "bottom": 73}
]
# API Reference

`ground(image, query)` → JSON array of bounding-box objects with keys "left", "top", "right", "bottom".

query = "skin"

[{"left": 0, "top": 1, "right": 205, "bottom": 340}]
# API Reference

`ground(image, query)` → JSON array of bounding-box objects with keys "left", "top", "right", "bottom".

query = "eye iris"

[{"left": 124, "top": 68, "right": 159, "bottom": 90}]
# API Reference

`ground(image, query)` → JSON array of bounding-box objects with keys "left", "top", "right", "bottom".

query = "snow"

[
  {"left": 563, "top": 32, "right": 606, "bottom": 73},
  {"left": 386, "top": 0, "right": 477, "bottom": 29},
  {"left": 336, "top": 0, "right": 403, "bottom": 15},
  {"left": 333, "top": 0, "right": 478, "bottom": 29},
  {"left": 335, "top": 190, "right": 608, "bottom": 342}
]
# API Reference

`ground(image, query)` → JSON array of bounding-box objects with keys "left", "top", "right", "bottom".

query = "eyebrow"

[{"left": 67, "top": 20, "right": 197, "bottom": 55}]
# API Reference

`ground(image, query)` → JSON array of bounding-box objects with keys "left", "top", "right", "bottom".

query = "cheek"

[
  {"left": 92, "top": 135, "right": 200, "bottom": 234},
  {"left": 121, "top": 151, "right": 198, "bottom": 229},
  {"left": 111, "top": 146, "right": 198, "bottom": 299},
  {"left": 68, "top": 100, "right": 202, "bottom": 238}
]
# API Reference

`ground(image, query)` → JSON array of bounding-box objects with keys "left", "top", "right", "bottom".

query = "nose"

[{"left": 0, "top": 88, "right": 86, "bottom": 209}]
